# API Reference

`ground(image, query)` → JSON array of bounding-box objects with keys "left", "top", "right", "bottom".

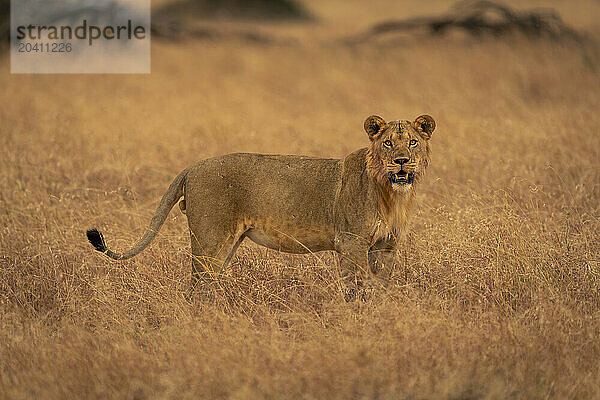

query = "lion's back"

[{"left": 183, "top": 153, "right": 343, "bottom": 234}]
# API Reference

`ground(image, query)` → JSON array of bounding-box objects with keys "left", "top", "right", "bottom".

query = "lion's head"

[{"left": 365, "top": 114, "right": 436, "bottom": 192}]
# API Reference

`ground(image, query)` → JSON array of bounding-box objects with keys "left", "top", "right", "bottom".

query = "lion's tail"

[{"left": 86, "top": 168, "right": 188, "bottom": 260}]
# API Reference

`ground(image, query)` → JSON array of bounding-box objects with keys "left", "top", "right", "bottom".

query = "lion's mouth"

[{"left": 389, "top": 171, "right": 414, "bottom": 185}]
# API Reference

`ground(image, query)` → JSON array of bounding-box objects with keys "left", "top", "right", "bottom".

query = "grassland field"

[{"left": 1, "top": 0, "right": 600, "bottom": 398}]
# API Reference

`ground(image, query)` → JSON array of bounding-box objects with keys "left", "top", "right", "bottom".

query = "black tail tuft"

[{"left": 86, "top": 229, "right": 107, "bottom": 252}]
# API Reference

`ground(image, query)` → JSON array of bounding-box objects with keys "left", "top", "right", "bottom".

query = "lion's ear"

[
  {"left": 413, "top": 115, "right": 436, "bottom": 139},
  {"left": 364, "top": 115, "right": 386, "bottom": 140}
]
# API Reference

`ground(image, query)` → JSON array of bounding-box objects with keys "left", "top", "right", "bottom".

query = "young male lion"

[{"left": 87, "top": 114, "right": 435, "bottom": 298}]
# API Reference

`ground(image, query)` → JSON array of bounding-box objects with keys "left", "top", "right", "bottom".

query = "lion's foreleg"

[
  {"left": 336, "top": 234, "right": 370, "bottom": 301},
  {"left": 368, "top": 237, "right": 398, "bottom": 276}
]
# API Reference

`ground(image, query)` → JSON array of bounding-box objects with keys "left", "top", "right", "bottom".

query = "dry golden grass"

[{"left": 1, "top": 1, "right": 600, "bottom": 398}]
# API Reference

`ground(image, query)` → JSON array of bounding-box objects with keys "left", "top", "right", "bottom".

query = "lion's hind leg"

[{"left": 188, "top": 227, "right": 246, "bottom": 298}]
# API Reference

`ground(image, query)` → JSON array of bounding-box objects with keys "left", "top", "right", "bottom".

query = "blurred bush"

[
  {"left": 0, "top": 0, "right": 310, "bottom": 47},
  {"left": 154, "top": 0, "right": 311, "bottom": 22},
  {"left": 0, "top": 0, "right": 8, "bottom": 45}
]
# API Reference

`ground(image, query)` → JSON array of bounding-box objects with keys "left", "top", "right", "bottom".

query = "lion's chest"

[{"left": 371, "top": 196, "right": 412, "bottom": 244}]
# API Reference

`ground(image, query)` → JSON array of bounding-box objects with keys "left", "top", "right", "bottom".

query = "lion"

[{"left": 86, "top": 114, "right": 436, "bottom": 298}]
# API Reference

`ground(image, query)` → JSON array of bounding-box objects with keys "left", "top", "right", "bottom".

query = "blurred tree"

[{"left": 345, "top": 1, "right": 584, "bottom": 45}]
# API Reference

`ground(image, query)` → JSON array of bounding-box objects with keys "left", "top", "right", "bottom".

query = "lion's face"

[{"left": 365, "top": 115, "right": 436, "bottom": 192}]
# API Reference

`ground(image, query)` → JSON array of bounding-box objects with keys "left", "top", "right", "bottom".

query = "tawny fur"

[{"left": 86, "top": 115, "right": 436, "bottom": 294}]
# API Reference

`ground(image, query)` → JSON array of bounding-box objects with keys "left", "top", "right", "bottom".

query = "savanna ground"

[{"left": 1, "top": 0, "right": 600, "bottom": 398}]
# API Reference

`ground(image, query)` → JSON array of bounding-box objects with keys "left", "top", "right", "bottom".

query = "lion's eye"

[
  {"left": 383, "top": 140, "right": 393, "bottom": 148},
  {"left": 409, "top": 139, "right": 418, "bottom": 147}
]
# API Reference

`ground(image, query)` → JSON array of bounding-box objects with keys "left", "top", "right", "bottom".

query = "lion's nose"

[{"left": 393, "top": 157, "right": 409, "bottom": 165}]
